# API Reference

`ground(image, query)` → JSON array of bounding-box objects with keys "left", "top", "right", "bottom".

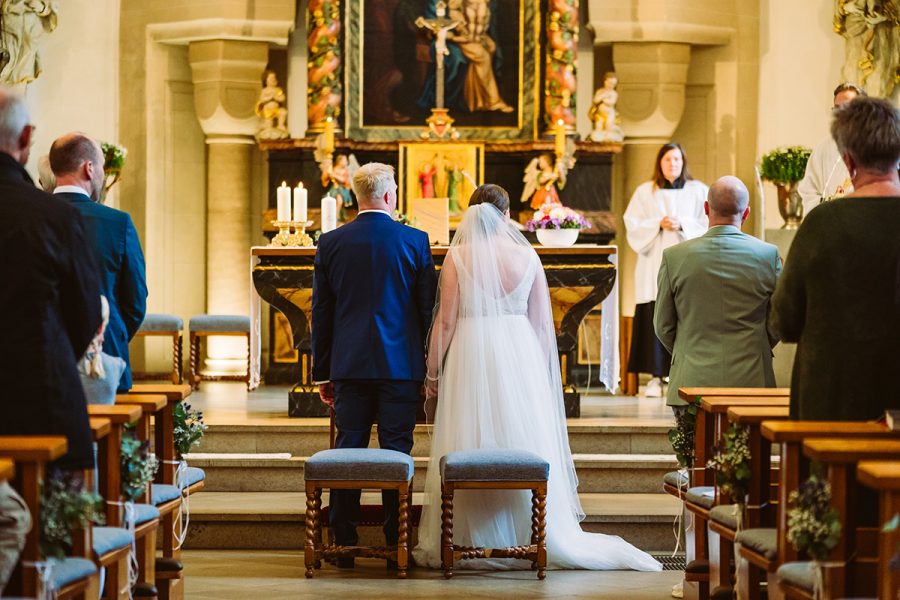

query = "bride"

[{"left": 412, "top": 185, "right": 661, "bottom": 571}]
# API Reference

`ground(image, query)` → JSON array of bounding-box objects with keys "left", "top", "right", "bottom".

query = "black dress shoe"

[
  {"left": 386, "top": 559, "right": 398, "bottom": 571},
  {"left": 336, "top": 557, "right": 355, "bottom": 569}
]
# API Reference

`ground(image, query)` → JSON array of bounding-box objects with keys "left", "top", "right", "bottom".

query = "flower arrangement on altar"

[
  {"left": 526, "top": 202, "right": 591, "bottom": 232},
  {"left": 706, "top": 424, "right": 752, "bottom": 504},
  {"left": 786, "top": 472, "right": 841, "bottom": 560},
  {"left": 759, "top": 146, "right": 812, "bottom": 186},
  {"left": 101, "top": 141, "right": 127, "bottom": 202}
]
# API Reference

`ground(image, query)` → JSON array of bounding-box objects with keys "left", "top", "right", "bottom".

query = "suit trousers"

[{"left": 330, "top": 380, "right": 420, "bottom": 546}]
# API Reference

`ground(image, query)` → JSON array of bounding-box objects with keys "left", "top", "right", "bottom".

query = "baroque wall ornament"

[
  {"left": 307, "top": 0, "right": 342, "bottom": 133},
  {"left": 544, "top": 0, "right": 578, "bottom": 133},
  {"left": 0, "top": 0, "right": 58, "bottom": 86},
  {"left": 834, "top": 0, "right": 900, "bottom": 98}
]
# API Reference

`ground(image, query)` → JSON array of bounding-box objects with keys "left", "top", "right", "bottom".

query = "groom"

[{"left": 311, "top": 162, "right": 437, "bottom": 566}]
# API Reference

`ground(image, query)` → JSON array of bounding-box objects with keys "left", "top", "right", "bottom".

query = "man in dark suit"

[
  {"left": 0, "top": 87, "right": 102, "bottom": 472},
  {"left": 50, "top": 133, "right": 147, "bottom": 392},
  {"left": 312, "top": 162, "right": 437, "bottom": 565}
]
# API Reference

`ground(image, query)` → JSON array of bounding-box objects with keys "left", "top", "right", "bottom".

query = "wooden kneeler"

[
  {"left": 857, "top": 460, "right": 900, "bottom": 600},
  {"left": 439, "top": 449, "right": 549, "bottom": 580}
]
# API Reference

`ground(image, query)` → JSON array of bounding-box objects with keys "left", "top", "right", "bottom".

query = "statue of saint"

[
  {"left": 0, "top": 0, "right": 58, "bottom": 86},
  {"left": 834, "top": 0, "right": 900, "bottom": 98},
  {"left": 446, "top": 163, "right": 463, "bottom": 214},
  {"left": 255, "top": 70, "right": 289, "bottom": 140},
  {"left": 588, "top": 72, "right": 625, "bottom": 143}
]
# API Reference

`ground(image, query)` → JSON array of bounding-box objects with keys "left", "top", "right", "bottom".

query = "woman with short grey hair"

[{"left": 771, "top": 96, "right": 900, "bottom": 421}]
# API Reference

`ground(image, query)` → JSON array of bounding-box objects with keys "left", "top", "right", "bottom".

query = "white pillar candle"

[
  {"left": 293, "top": 182, "right": 308, "bottom": 223},
  {"left": 321, "top": 196, "right": 337, "bottom": 233},
  {"left": 276, "top": 181, "right": 291, "bottom": 222}
]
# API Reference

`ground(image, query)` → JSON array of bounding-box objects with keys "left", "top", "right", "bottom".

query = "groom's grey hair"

[{"left": 352, "top": 162, "right": 396, "bottom": 206}]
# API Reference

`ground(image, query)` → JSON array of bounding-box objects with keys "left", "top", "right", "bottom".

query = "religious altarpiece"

[{"left": 255, "top": 0, "right": 622, "bottom": 417}]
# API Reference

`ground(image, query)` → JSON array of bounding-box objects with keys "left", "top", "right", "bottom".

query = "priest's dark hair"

[
  {"left": 833, "top": 82, "right": 866, "bottom": 98},
  {"left": 468, "top": 184, "right": 510, "bottom": 214},
  {"left": 49, "top": 133, "right": 101, "bottom": 176},
  {"left": 831, "top": 96, "right": 900, "bottom": 175},
  {"left": 651, "top": 142, "right": 692, "bottom": 189}
]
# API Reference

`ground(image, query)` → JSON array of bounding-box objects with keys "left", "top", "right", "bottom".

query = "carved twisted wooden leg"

[
  {"left": 441, "top": 484, "right": 454, "bottom": 579},
  {"left": 313, "top": 489, "right": 323, "bottom": 569},
  {"left": 244, "top": 332, "right": 251, "bottom": 390},
  {"left": 173, "top": 333, "right": 183, "bottom": 384},
  {"left": 397, "top": 482, "right": 410, "bottom": 579},
  {"left": 305, "top": 483, "right": 318, "bottom": 578},
  {"left": 531, "top": 489, "right": 540, "bottom": 570},
  {"left": 189, "top": 334, "right": 200, "bottom": 390},
  {"left": 535, "top": 484, "right": 547, "bottom": 580}
]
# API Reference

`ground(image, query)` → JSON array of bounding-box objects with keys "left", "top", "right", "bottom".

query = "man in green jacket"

[{"left": 654, "top": 176, "right": 782, "bottom": 411}]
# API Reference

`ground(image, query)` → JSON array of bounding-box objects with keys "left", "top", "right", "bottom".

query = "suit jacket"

[
  {"left": 770, "top": 196, "right": 900, "bottom": 420},
  {"left": 0, "top": 154, "right": 102, "bottom": 470},
  {"left": 56, "top": 192, "right": 147, "bottom": 390},
  {"left": 654, "top": 225, "right": 782, "bottom": 406},
  {"left": 312, "top": 211, "right": 438, "bottom": 382}
]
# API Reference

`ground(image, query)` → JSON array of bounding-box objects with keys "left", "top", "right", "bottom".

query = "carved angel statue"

[
  {"left": 588, "top": 72, "right": 625, "bottom": 143},
  {"left": 255, "top": 70, "right": 289, "bottom": 140},
  {"left": 520, "top": 143, "right": 576, "bottom": 210},
  {"left": 834, "top": 0, "right": 900, "bottom": 98},
  {"left": 318, "top": 151, "right": 360, "bottom": 221},
  {"left": 0, "top": 0, "right": 59, "bottom": 86}
]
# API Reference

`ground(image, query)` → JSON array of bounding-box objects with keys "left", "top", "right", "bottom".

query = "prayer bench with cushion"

[
  {"left": 133, "top": 314, "right": 184, "bottom": 384},
  {"left": 188, "top": 314, "right": 251, "bottom": 390}
]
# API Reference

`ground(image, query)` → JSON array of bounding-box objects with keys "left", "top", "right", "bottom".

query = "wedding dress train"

[{"left": 411, "top": 204, "right": 661, "bottom": 572}]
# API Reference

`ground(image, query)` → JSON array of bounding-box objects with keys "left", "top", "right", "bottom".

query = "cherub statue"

[
  {"left": 320, "top": 153, "right": 360, "bottom": 221},
  {"left": 521, "top": 147, "right": 575, "bottom": 210},
  {"left": 588, "top": 72, "right": 625, "bottom": 143},
  {"left": 255, "top": 70, "right": 289, "bottom": 140}
]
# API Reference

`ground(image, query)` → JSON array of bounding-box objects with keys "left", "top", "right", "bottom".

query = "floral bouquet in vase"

[{"left": 526, "top": 202, "right": 590, "bottom": 247}]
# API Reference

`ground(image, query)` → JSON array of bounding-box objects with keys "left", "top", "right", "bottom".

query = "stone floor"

[{"left": 183, "top": 550, "right": 682, "bottom": 599}]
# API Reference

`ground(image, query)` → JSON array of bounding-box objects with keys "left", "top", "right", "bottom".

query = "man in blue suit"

[
  {"left": 312, "top": 162, "right": 437, "bottom": 566},
  {"left": 50, "top": 133, "right": 148, "bottom": 392}
]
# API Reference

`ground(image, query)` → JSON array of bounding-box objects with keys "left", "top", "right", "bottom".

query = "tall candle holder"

[
  {"left": 289, "top": 221, "right": 314, "bottom": 247},
  {"left": 270, "top": 220, "right": 294, "bottom": 246}
]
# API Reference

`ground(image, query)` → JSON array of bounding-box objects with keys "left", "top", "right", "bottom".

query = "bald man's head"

[
  {"left": 708, "top": 176, "right": 750, "bottom": 218},
  {"left": 50, "top": 133, "right": 105, "bottom": 201}
]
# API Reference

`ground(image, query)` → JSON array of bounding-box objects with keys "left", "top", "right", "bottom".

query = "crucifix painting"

[{"left": 354, "top": 0, "right": 529, "bottom": 138}]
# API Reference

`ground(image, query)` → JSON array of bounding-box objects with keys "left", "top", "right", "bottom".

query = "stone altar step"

[
  {"left": 185, "top": 491, "right": 681, "bottom": 554},
  {"left": 185, "top": 453, "right": 678, "bottom": 494},
  {"left": 195, "top": 419, "right": 674, "bottom": 457}
]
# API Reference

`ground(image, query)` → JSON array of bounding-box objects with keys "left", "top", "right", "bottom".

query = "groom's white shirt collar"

[
  {"left": 54, "top": 184, "right": 91, "bottom": 197},
  {"left": 357, "top": 209, "right": 391, "bottom": 216}
]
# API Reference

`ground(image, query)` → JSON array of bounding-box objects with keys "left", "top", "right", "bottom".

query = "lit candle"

[
  {"left": 276, "top": 181, "right": 291, "bottom": 222},
  {"left": 324, "top": 116, "right": 335, "bottom": 154},
  {"left": 293, "top": 182, "right": 308, "bottom": 223},
  {"left": 321, "top": 196, "right": 337, "bottom": 233},
  {"left": 554, "top": 119, "right": 566, "bottom": 158}
]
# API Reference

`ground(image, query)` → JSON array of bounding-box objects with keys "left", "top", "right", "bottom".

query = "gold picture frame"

[{"left": 398, "top": 141, "right": 484, "bottom": 227}]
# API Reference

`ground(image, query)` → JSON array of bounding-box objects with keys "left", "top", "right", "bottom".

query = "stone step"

[
  {"left": 185, "top": 453, "right": 678, "bottom": 494},
  {"left": 196, "top": 419, "right": 674, "bottom": 457},
  {"left": 184, "top": 491, "right": 681, "bottom": 554}
]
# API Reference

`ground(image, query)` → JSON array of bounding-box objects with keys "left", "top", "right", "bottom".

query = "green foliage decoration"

[
  {"left": 40, "top": 476, "right": 105, "bottom": 560},
  {"left": 759, "top": 146, "right": 812, "bottom": 187},
  {"left": 173, "top": 402, "right": 208, "bottom": 459}
]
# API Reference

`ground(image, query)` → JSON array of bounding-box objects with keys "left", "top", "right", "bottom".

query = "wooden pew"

[
  {"left": 127, "top": 384, "right": 192, "bottom": 489},
  {"left": 857, "top": 460, "right": 900, "bottom": 600},
  {"left": 795, "top": 438, "right": 900, "bottom": 598},
  {"left": 0, "top": 436, "right": 100, "bottom": 599},
  {"left": 735, "top": 422, "right": 898, "bottom": 600}
]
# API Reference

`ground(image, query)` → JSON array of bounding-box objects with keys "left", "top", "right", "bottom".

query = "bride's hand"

[{"left": 425, "top": 376, "right": 439, "bottom": 400}]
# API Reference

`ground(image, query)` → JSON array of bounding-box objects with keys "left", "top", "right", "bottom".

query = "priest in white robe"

[{"left": 624, "top": 143, "right": 708, "bottom": 398}]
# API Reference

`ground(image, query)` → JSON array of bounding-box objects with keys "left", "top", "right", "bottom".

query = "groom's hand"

[
  {"left": 425, "top": 377, "right": 438, "bottom": 401},
  {"left": 318, "top": 382, "right": 335, "bottom": 407}
]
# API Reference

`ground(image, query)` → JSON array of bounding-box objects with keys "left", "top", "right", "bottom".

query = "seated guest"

[
  {"left": 79, "top": 296, "right": 126, "bottom": 405},
  {"left": 50, "top": 133, "right": 147, "bottom": 392},
  {"left": 0, "top": 482, "right": 30, "bottom": 595},
  {"left": 770, "top": 96, "right": 900, "bottom": 420},
  {"left": 654, "top": 176, "right": 782, "bottom": 417},
  {"left": 0, "top": 86, "right": 102, "bottom": 472}
]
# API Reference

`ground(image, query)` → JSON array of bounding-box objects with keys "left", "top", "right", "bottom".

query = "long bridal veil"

[{"left": 414, "top": 203, "right": 661, "bottom": 571}]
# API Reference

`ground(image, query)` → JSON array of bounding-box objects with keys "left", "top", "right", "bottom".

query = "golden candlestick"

[
  {"left": 270, "top": 220, "right": 293, "bottom": 246},
  {"left": 289, "top": 221, "right": 315, "bottom": 247}
]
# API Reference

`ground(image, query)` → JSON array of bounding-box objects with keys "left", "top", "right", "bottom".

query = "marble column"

[
  {"left": 189, "top": 39, "right": 268, "bottom": 371},
  {"left": 612, "top": 42, "right": 691, "bottom": 312}
]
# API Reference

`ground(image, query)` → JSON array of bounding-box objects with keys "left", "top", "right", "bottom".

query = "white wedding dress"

[{"left": 412, "top": 204, "right": 661, "bottom": 571}]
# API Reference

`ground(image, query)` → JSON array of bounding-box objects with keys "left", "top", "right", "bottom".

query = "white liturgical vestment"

[
  {"left": 624, "top": 180, "right": 709, "bottom": 305},
  {"left": 798, "top": 137, "right": 852, "bottom": 218}
]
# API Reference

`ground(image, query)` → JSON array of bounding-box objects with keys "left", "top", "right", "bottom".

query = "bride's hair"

[{"left": 468, "top": 184, "right": 509, "bottom": 214}]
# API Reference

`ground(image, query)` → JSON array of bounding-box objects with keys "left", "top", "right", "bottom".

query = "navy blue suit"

[
  {"left": 312, "top": 211, "right": 437, "bottom": 546},
  {"left": 56, "top": 192, "right": 147, "bottom": 391}
]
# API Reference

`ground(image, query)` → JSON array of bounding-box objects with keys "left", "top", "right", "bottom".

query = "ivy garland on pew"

[
  {"left": 668, "top": 402, "right": 698, "bottom": 469},
  {"left": 706, "top": 423, "right": 752, "bottom": 505},
  {"left": 173, "top": 402, "right": 208, "bottom": 458},
  {"left": 40, "top": 474, "right": 105, "bottom": 559},
  {"left": 786, "top": 471, "right": 841, "bottom": 560},
  {"left": 121, "top": 427, "right": 160, "bottom": 501}
]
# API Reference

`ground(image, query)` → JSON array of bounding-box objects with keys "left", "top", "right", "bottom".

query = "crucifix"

[{"left": 415, "top": 1, "right": 461, "bottom": 110}]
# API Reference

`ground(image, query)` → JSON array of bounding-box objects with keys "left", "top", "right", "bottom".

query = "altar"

[{"left": 250, "top": 245, "right": 620, "bottom": 418}]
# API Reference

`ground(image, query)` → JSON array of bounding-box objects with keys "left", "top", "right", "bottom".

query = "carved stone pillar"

[
  {"left": 189, "top": 39, "right": 269, "bottom": 370},
  {"left": 307, "top": 0, "right": 343, "bottom": 133},
  {"left": 545, "top": 0, "right": 579, "bottom": 133}
]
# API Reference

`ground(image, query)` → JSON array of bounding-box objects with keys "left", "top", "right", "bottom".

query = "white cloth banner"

[{"left": 598, "top": 251, "right": 620, "bottom": 394}]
